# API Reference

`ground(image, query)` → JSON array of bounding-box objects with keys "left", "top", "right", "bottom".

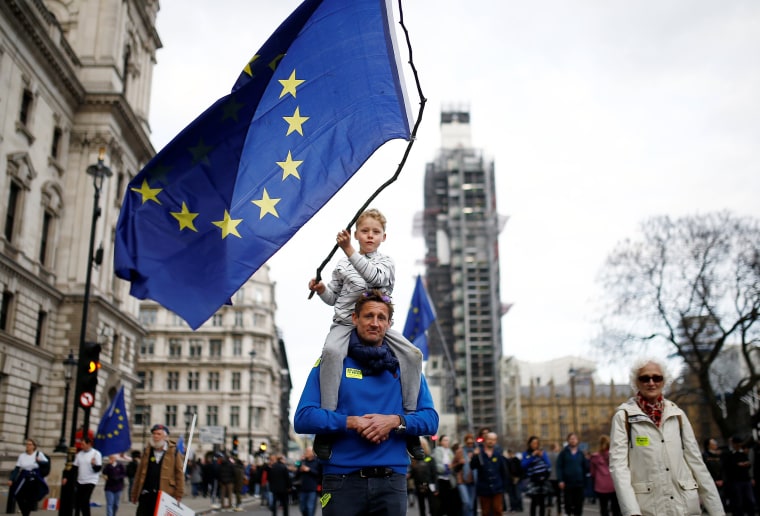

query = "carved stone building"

[{"left": 0, "top": 0, "right": 160, "bottom": 472}]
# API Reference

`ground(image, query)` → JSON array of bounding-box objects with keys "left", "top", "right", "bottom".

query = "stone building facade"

[
  {"left": 0, "top": 0, "right": 160, "bottom": 472},
  {"left": 133, "top": 266, "right": 291, "bottom": 458}
]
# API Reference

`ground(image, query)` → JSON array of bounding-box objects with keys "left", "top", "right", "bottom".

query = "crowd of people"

[{"left": 403, "top": 356, "right": 756, "bottom": 516}]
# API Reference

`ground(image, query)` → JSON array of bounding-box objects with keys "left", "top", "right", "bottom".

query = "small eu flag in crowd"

[
  {"left": 403, "top": 275, "right": 436, "bottom": 360},
  {"left": 114, "top": 0, "right": 412, "bottom": 329},
  {"left": 94, "top": 385, "right": 131, "bottom": 456}
]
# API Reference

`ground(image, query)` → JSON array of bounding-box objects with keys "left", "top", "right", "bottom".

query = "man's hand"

[
  {"left": 346, "top": 414, "right": 399, "bottom": 444},
  {"left": 347, "top": 414, "right": 399, "bottom": 444}
]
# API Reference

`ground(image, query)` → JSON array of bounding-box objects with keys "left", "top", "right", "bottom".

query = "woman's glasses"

[{"left": 638, "top": 375, "right": 664, "bottom": 384}]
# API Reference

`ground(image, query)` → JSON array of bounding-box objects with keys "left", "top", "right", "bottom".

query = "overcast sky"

[{"left": 148, "top": 1, "right": 760, "bottom": 411}]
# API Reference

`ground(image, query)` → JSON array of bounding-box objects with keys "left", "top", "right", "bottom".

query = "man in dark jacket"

[
  {"left": 295, "top": 447, "right": 321, "bottom": 516},
  {"left": 470, "top": 432, "right": 510, "bottom": 516},
  {"left": 267, "top": 454, "right": 292, "bottom": 516},
  {"left": 217, "top": 453, "right": 236, "bottom": 510},
  {"left": 725, "top": 435, "right": 754, "bottom": 516},
  {"left": 556, "top": 433, "right": 589, "bottom": 516}
]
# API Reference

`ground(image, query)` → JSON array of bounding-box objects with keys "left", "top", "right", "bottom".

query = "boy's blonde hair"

[{"left": 356, "top": 208, "right": 386, "bottom": 231}]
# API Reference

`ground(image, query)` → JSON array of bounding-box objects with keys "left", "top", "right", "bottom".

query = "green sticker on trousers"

[{"left": 321, "top": 493, "right": 332, "bottom": 508}]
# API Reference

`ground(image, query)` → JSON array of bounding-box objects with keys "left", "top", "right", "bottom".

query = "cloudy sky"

[{"left": 148, "top": 1, "right": 760, "bottom": 409}]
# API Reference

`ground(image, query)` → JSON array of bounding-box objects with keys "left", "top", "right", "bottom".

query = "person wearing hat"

[{"left": 130, "top": 424, "right": 184, "bottom": 516}]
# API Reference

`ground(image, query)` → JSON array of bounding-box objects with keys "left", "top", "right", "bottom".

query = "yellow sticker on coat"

[
  {"left": 346, "top": 368, "right": 363, "bottom": 379},
  {"left": 635, "top": 436, "right": 650, "bottom": 446}
]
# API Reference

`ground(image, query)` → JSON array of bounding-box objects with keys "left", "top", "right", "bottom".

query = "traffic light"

[
  {"left": 256, "top": 442, "right": 267, "bottom": 456},
  {"left": 76, "top": 342, "right": 101, "bottom": 408},
  {"left": 232, "top": 435, "right": 239, "bottom": 455}
]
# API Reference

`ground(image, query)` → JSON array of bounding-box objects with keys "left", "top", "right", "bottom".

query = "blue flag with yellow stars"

[
  {"left": 114, "top": 0, "right": 412, "bottom": 329},
  {"left": 94, "top": 385, "right": 131, "bottom": 456},
  {"left": 403, "top": 275, "right": 436, "bottom": 360}
]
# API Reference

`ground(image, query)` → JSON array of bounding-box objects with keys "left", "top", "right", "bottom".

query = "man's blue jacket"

[{"left": 295, "top": 347, "right": 438, "bottom": 475}]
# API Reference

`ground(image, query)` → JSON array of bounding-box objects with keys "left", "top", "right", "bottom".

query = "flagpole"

[
  {"left": 183, "top": 413, "right": 197, "bottom": 473},
  {"left": 308, "top": 0, "right": 427, "bottom": 298}
]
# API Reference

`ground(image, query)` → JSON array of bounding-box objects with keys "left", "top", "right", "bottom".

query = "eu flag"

[
  {"left": 403, "top": 275, "right": 436, "bottom": 359},
  {"left": 94, "top": 386, "right": 131, "bottom": 456},
  {"left": 114, "top": 0, "right": 412, "bottom": 329}
]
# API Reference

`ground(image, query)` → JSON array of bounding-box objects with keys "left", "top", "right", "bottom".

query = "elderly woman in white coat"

[{"left": 609, "top": 357, "right": 724, "bottom": 516}]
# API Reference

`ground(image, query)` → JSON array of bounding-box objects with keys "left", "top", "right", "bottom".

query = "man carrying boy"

[{"left": 295, "top": 290, "right": 439, "bottom": 515}]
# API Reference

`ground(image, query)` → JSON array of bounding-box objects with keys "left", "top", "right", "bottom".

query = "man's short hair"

[{"left": 354, "top": 289, "right": 394, "bottom": 320}]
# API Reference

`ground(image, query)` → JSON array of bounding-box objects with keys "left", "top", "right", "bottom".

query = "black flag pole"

[{"left": 308, "top": 0, "right": 426, "bottom": 298}]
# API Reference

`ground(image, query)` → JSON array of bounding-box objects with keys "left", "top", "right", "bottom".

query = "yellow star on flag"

[
  {"left": 283, "top": 107, "right": 309, "bottom": 136},
  {"left": 269, "top": 54, "right": 285, "bottom": 71},
  {"left": 251, "top": 189, "right": 281, "bottom": 219},
  {"left": 212, "top": 210, "right": 243, "bottom": 239},
  {"left": 130, "top": 179, "right": 162, "bottom": 205},
  {"left": 171, "top": 202, "right": 199, "bottom": 232},
  {"left": 279, "top": 70, "right": 305, "bottom": 99},
  {"left": 189, "top": 138, "right": 213, "bottom": 165},
  {"left": 276, "top": 151, "right": 303, "bottom": 180},
  {"left": 243, "top": 55, "right": 260, "bottom": 77}
]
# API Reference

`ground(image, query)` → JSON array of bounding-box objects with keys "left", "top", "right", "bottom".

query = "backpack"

[{"left": 36, "top": 451, "right": 51, "bottom": 477}]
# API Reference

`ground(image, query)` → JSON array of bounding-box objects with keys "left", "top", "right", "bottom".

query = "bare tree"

[{"left": 597, "top": 211, "right": 760, "bottom": 439}]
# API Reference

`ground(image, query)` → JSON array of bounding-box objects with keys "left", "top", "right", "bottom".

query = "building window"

[
  {"left": 233, "top": 337, "right": 242, "bottom": 356},
  {"left": 252, "top": 313, "right": 264, "bottom": 327},
  {"left": 206, "top": 406, "right": 218, "bottom": 426},
  {"left": 19, "top": 88, "right": 34, "bottom": 126},
  {"left": 208, "top": 372, "right": 220, "bottom": 391},
  {"left": 139, "top": 339, "right": 154, "bottom": 355},
  {"left": 209, "top": 339, "right": 222, "bottom": 357},
  {"left": 4, "top": 181, "right": 22, "bottom": 242},
  {"left": 230, "top": 406, "right": 240, "bottom": 428},
  {"left": 135, "top": 405, "right": 151, "bottom": 426},
  {"left": 186, "top": 405, "right": 198, "bottom": 422},
  {"left": 165, "top": 405, "right": 177, "bottom": 427},
  {"left": 167, "top": 371, "right": 179, "bottom": 390},
  {"left": 234, "top": 311, "right": 243, "bottom": 327},
  {"left": 169, "top": 339, "right": 182, "bottom": 357},
  {"left": 189, "top": 339, "right": 202, "bottom": 357},
  {"left": 0, "top": 290, "right": 14, "bottom": 331},
  {"left": 212, "top": 313, "right": 223, "bottom": 326},
  {"left": 232, "top": 372, "right": 241, "bottom": 391},
  {"left": 253, "top": 407, "right": 264, "bottom": 428},
  {"left": 138, "top": 308, "right": 157, "bottom": 326},
  {"left": 137, "top": 372, "right": 146, "bottom": 389},
  {"left": 39, "top": 212, "right": 53, "bottom": 265},
  {"left": 34, "top": 310, "right": 47, "bottom": 346},
  {"left": 188, "top": 371, "right": 199, "bottom": 391},
  {"left": 51, "top": 126, "right": 62, "bottom": 159}
]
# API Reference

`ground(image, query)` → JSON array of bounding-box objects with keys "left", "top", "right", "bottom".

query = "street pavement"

[
  {"left": 14, "top": 496, "right": 599, "bottom": 516},
  {"left": 5, "top": 488, "right": 607, "bottom": 515}
]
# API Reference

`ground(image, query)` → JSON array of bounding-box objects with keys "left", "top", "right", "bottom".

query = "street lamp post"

[
  {"left": 55, "top": 352, "right": 78, "bottom": 452},
  {"left": 248, "top": 350, "right": 256, "bottom": 459},
  {"left": 568, "top": 367, "right": 578, "bottom": 434},
  {"left": 69, "top": 147, "right": 112, "bottom": 447}
]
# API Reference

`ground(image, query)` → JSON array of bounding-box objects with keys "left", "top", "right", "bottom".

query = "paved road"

[{"left": 9, "top": 490, "right": 607, "bottom": 516}]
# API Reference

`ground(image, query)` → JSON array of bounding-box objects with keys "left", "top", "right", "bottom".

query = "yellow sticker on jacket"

[
  {"left": 313, "top": 358, "right": 321, "bottom": 368},
  {"left": 346, "top": 368, "right": 362, "bottom": 379},
  {"left": 635, "top": 436, "right": 650, "bottom": 446},
  {"left": 320, "top": 493, "right": 331, "bottom": 508}
]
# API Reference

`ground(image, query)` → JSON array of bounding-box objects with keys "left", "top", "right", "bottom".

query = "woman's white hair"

[{"left": 629, "top": 356, "right": 672, "bottom": 392}]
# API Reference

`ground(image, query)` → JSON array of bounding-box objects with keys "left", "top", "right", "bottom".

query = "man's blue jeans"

[
  {"left": 321, "top": 473, "right": 407, "bottom": 516},
  {"left": 105, "top": 489, "right": 122, "bottom": 516},
  {"left": 299, "top": 490, "right": 317, "bottom": 516}
]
